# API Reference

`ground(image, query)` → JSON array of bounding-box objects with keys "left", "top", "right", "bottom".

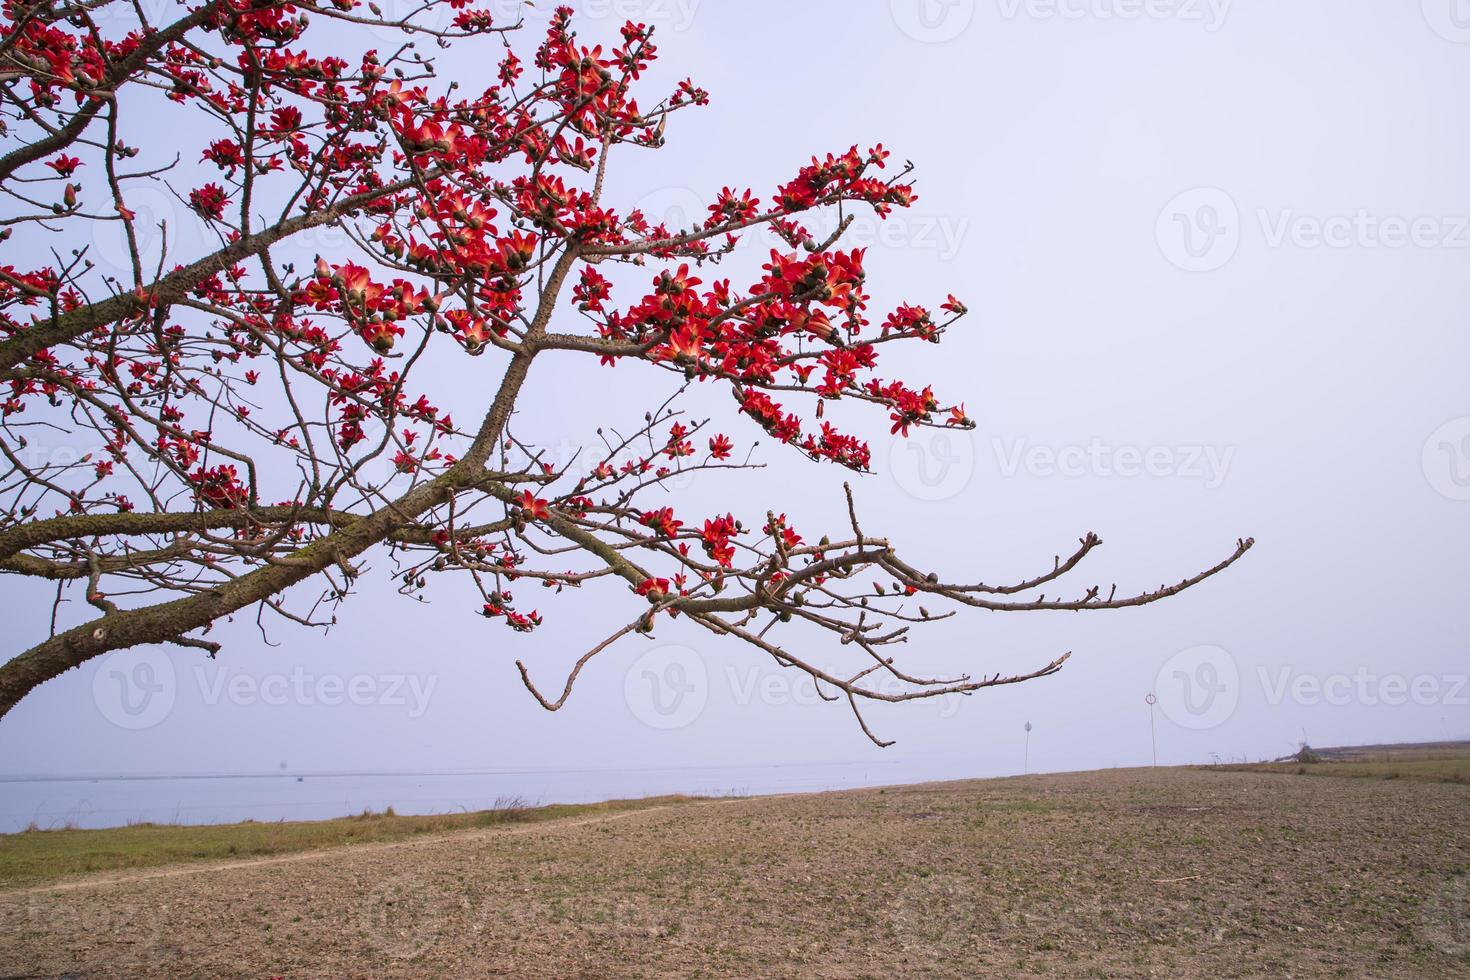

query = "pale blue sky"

[{"left": 2, "top": 0, "right": 1467, "bottom": 826}]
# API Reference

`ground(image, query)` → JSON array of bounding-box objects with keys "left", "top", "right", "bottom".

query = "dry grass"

[
  {"left": 1208, "top": 740, "right": 1470, "bottom": 784},
  {"left": 0, "top": 794, "right": 698, "bottom": 891}
]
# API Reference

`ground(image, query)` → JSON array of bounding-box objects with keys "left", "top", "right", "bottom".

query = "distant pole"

[
  {"left": 1024, "top": 721, "right": 1032, "bottom": 774},
  {"left": 1145, "top": 693, "right": 1158, "bottom": 767}
]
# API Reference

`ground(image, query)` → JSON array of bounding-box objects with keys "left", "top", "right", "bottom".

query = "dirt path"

[
  {"left": 4, "top": 794, "right": 775, "bottom": 900},
  {"left": 2, "top": 769, "right": 1468, "bottom": 978}
]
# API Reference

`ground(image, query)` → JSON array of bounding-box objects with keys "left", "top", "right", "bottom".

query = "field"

[
  {"left": 1, "top": 750, "right": 1468, "bottom": 978},
  {"left": 0, "top": 795, "right": 692, "bottom": 891},
  {"left": 1217, "top": 740, "right": 1470, "bottom": 784}
]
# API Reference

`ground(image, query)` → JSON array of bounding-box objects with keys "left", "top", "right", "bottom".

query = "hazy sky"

[{"left": 2, "top": 0, "right": 1467, "bottom": 817}]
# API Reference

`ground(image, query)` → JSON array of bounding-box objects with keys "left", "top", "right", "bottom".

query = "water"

[{"left": 0, "top": 759, "right": 1000, "bottom": 832}]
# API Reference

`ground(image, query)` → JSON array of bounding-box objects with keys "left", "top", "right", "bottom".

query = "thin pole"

[{"left": 1146, "top": 692, "right": 1158, "bottom": 767}]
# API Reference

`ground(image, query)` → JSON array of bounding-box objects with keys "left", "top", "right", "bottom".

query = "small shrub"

[{"left": 1293, "top": 744, "right": 1323, "bottom": 764}]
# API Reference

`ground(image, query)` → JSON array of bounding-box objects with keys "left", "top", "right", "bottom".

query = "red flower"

[
  {"left": 46, "top": 155, "right": 81, "bottom": 177},
  {"left": 708, "top": 434, "right": 732, "bottom": 460},
  {"left": 202, "top": 140, "right": 244, "bottom": 173},
  {"left": 635, "top": 577, "right": 672, "bottom": 599},
  {"left": 396, "top": 109, "right": 447, "bottom": 154},
  {"left": 640, "top": 507, "right": 683, "bottom": 538},
  {"left": 664, "top": 423, "right": 695, "bottom": 458},
  {"left": 701, "top": 514, "right": 739, "bottom": 567},
  {"left": 188, "top": 464, "right": 248, "bottom": 509},
  {"left": 518, "top": 490, "right": 550, "bottom": 521},
  {"left": 654, "top": 264, "right": 701, "bottom": 296},
  {"left": 573, "top": 267, "right": 611, "bottom": 311},
  {"left": 189, "top": 183, "right": 229, "bottom": 220}
]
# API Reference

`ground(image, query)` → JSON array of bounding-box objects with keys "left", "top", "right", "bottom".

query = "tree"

[{"left": 0, "top": 0, "right": 1251, "bottom": 740}]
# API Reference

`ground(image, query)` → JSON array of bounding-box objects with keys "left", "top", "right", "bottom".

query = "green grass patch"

[
  {"left": 1206, "top": 745, "right": 1470, "bottom": 785},
  {"left": 0, "top": 795, "right": 701, "bottom": 891}
]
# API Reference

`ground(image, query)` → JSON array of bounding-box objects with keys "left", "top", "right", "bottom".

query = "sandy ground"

[{"left": 1, "top": 767, "right": 1467, "bottom": 978}]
